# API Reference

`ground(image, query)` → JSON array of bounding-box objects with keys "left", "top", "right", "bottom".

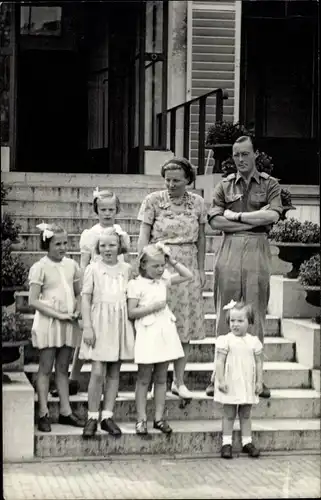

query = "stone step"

[
  {"left": 21, "top": 312, "right": 280, "bottom": 339},
  {"left": 5, "top": 186, "right": 202, "bottom": 204},
  {"left": 19, "top": 233, "right": 221, "bottom": 254},
  {"left": 34, "top": 419, "right": 320, "bottom": 458},
  {"left": 23, "top": 337, "right": 292, "bottom": 365},
  {"left": 25, "top": 361, "right": 311, "bottom": 392},
  {"left": 39, "top": 389, "right": 320, "bottom": 424},
  {"left": 7, "top": 216, "right": 220, "bottom": 235}
]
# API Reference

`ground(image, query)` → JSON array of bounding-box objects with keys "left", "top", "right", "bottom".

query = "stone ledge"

[
  {"left": 269, "top": 276, "right": 320, "bottom": 318},
  {"left": 312, "top": 369, "right": 320, "bottom": 392},
  {"left": 2, "top": 372, "right": 35, "bottom": 462},
  {"left": 282, "top": 319, "right": 320, "bottom": 369}
]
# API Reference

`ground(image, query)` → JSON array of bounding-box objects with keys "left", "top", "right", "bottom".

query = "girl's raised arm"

[{"left": 167, "top": 256, "right": 193, "bottom": 285}]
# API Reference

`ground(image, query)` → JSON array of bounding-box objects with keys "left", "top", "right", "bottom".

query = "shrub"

[
  {"left": 206, "top": 121, "right": 253, "bottom": 145},
  {"left": 2, "top": 310, "right": 30, "bottom": 343},
  {"left": 298, "top": 254, "right": 321, "bottom": 287},
  {"left": 1, "top": 212, "right": 21, "bottom": 243},
  {"left": 1, "top": 240, "right": 28, "bottom": 288},
  {"left": 269, "top": 218, "right": 320, "bottom": 243},
  {"left": 1, "top": 181, "right": 10, "bottom": 204}
]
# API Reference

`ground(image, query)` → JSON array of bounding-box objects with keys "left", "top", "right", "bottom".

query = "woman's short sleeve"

[
  {"left": 82, "top": 265, "right": 94, "bottom": 294},
  {"left": 137, "top": 193, "right": 156, "bottom": 225},
  {"left": 127, "top": 279, "right": 141, "bottom": 300},
  {"left": 79, "top": 229, "right": 92, "bottom": 254},
  {"left": 28, "top": 261, "right": 45, "bottom": 286},
  {"left": 253, "top": 336, "right": 263, "bottom": 355},
  {"left": 216, "top": 334, "right": 229, "bottom": 354}
]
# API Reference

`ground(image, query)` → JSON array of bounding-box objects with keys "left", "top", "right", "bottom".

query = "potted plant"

[
  {"left": 269, "top": 219, "right": 320, "bottom": 279},
  {"left": 2, "top": 310, "right": 31, "bottom": 382},
  {"left": 206, "top": 121, "right": 252, "bottom": 172},
  {"left": 221, "top": 151, "right": 296, "bottom": 220},
  {"left": 298, "top": 254, "right": 320, "bottom": 323}
]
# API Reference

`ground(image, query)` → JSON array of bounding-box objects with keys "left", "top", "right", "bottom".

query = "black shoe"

[
  {"left": 82, "top": 418, "right": 98, "bottom": 438},
  {"left": 205, "top": 382, "right": 214, "bottom": 397},
  {"left": 58, "top": 413, "right": 85, "bottom": 427},
  {"left": 242, "top": 442, "right": 260, "bottom": 457},
  {"left": 101, "top": 418, "right": 122, "bottom": 437},
  {"left": 259, "top": 384, "right": 271, "bottom": 399},
  {"left": 51, "top": 380, "right": 80, "bottom": 398},
  {"left": 221, "top": 444, "right": 233, "bottom": 459},
  {"left": 135, "top": 420, "right": 148, "bottom": 435},
  {"left": 38, "top": 414, "right": 51, "bottom": 432},
  {"left": 153, "top": 420, "right": 173, "bottom": 434}
]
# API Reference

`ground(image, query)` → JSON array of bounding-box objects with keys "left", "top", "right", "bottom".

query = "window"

[{"left": 20, "top": 6, "right": 62, "bottom": 37}]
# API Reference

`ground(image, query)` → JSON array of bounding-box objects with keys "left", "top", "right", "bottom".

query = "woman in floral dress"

[{"left": 137, "top": 157, "right": 206, "bottom": 399}]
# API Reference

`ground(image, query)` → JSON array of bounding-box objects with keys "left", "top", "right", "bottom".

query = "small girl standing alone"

[
  {"left": 127, "top": 243, "right": 192, "bottom": 435},
  {"left": 79, "top": 226, "right": 134, "bottom": 438},
  {"left": 28, "top": 223, "right": 85, "bottom": 432},
  {"left": 214, "top": 300, "right": 263, "bottom": 459},
  {"left": 64, "top": 188, "right": 130, "bottom": 396}
]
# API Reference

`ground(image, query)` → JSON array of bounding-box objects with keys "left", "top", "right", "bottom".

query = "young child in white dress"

[
  {"left": 80, "top": 226, "right": 134, "bottom": 438},
  {"left": 127, "top": 243, "right": 192, "bottom": 435},
  {"left": 214, "top": 300, "right": 263, "bottom": 459},
  {"left": 61, "top": 188, "right": 130, "bottom": 397},
  {"left": 28, "top": 223, "right": 85, "bottom": 432}
]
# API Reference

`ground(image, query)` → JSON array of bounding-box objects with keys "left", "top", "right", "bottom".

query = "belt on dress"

[{"left": 154, "top": 241, "right": 197, "bottom": 246}]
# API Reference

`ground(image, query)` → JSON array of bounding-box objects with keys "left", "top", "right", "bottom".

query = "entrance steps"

[{"left": 2, "top": 173, "right": 320, "bottom": 457}]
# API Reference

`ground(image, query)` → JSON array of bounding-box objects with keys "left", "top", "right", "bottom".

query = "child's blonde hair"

[
  {"left": 95, "top": 227, "right": 129, "bottom": 256},
  {"left": 225, "top": 300, "right": 255, "bottom": 325},
  {"left": 138, "top": 244, "right": 167, "bottom": 277}
]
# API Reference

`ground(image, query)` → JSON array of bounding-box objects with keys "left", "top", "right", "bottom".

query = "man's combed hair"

[{"left": 234, "top": 135, "right": 255, "bottom": 149}]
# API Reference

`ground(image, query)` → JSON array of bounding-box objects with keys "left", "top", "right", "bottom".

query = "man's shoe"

[
  {"left": 58, "top": 413, "right": 85, "bottom": 427},
  {"left": 82, "top": 418, "right": 98, "bottom": 438},
  {"left": 205, "top": 382, "right": 214, "bottom": 397},
  {"left": 38, "top": 414, "right": 51, "bottom": 432},
  {"left": 259, "top": 384, "right": 271, "bottom": 399},
  {"left": 101, "top": 418, "right": 122, "bottom": 437},
  {"left": 242, "top": 442, "right": 260, "bottom": 457},
  {"left": 221, "top": 444, "right": 233, "bottom": 459}
]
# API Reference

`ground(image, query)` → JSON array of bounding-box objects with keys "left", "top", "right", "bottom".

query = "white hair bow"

[
  {"left": 155, "top": 241, "right": 171, "bottom": 256},
  {"left": 113, "top": 224, "right": 125, "bottom": 236},
  {"left": 36, "top": 222, "right": 54, "bottom": 241},
  {"left": 93, "top": 186, "right": 100, "bottom": 199},
  {"left": 223, "top": 300, "right": 237, "bottom": 311}
]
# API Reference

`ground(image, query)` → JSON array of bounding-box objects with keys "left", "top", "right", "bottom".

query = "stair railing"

[{"left": 156, "top": 88, "right": 229, "bottom": 176}]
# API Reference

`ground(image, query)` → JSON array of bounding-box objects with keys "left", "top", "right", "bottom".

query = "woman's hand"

[
  {"left": 58, "top": 312, "right": 75, "bottom": 321},
  {"left": 72, "top": 311, "right": 81, "bottom": 321},
  {"left": 199, "top": 269, "right": 206, "bottom": 289},
  {"left": 223, "top": 209, "right": 239, "bottom": 221},
  {"left": 83, "top": 327, "right": 96, "bottom": 348}
]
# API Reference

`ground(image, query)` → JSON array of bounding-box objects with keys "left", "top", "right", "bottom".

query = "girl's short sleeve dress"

[
  {"left": 137, "top": 190, "right": 206, "bottom": 343},
  {"left": 127, "top": 273, "right": 184, "bottom": 364},
  {"left": 79, "top": 260, "right": 134, "bottom": 362},
  {"left": 214, "top": 333, "right": 263, "bottom": 405},
  {"left": 28, "top": 256, "right": 82, "bottom": 349}
]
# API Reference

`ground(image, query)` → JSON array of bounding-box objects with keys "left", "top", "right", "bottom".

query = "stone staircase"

[{"left": 2, "top": 172, "right": 320, "bottom": 458}]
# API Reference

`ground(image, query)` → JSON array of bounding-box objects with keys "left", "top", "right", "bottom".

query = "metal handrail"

[{"left": 156, "top": 88, "right": 229, "bottom": 175}]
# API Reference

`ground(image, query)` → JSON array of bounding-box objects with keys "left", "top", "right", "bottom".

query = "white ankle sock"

[
  {"left": 87, "top": 411, "right": 99, "bottom": 421},
  {"left": 222, "top": 435, "right": 232, "bottom": 446},
  {"left": 101, "top": 410, "right": 113, "bottom": 420},
  {"left": 242, "top": 436, "right": 252, "bottom": 446}
]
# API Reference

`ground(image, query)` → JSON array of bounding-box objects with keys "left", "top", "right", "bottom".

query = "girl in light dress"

[
  {"left": 28, "top": 223, "right": 85, "bottom": 433},
  {"left": 127, "top": 243, "right": 192, "bottom": 435},
  {"left": 79, "top": 226, "right": 134, "bottom": 438},
  {"left": 62, "top": 188, "right": 130, "bottom": 396},
  {"left": 214, "top": 300, "right": 263, "bottom": 459}
]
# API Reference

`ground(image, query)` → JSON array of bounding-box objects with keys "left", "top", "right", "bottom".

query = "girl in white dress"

[
  {"left": 214, "top": 300, "right": 263, "bottom": 459},
  {"left": 28, "top": 223, "right": 84, "bottom": 433},
  {"left": 79, "top": 226, "right": 134, "bottom": 438},
  {"left": 64, "top": 188, "right": 130, "bottom": 396},
  {"left": 127, "top": 243, "right": 192, "bottom": 435}
]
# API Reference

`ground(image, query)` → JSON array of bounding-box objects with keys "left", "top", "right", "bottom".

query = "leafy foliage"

[
  {"left": 1, "top": 211, "right": 21, "bottom": 242},
  {"left": 269, "top": 218, "right": 320, "bottom": 243},
  {"left": 206, "top": 121, "right": 253, "bottom": 145},
  {"left": 1, "top": 240, "right": 28, "bottom": 288},
  {"left": 1, "top": 181, "right": 10, "bottom": 205},
  {"left": 298, "top": 254, "right": 321, "bottom": 287},
  {"left": 2, "top": 310, "right": 30, "bottom": 342}
]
